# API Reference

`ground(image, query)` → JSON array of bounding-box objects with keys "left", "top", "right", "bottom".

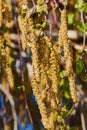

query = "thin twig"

[
  {"left": 81, "top": 111, "right": 86, "bottom": 130},
  {"left": 64, "top": 0, "right": 67, "bottom": 9},
  {"left": 24, "top": 92, "right": 33, "bottom": 124},
  {"left": 32, "top": 0, "right": 36, "bottom": 7}
]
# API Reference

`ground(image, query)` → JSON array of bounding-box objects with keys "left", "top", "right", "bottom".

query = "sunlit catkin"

[
  {"left": 49, "top": 40, "right": 60, "bottom": 98},
  {"left": 4, "top": 32, "right": 14, "bottom": 89},
  {"left": 49, "top": 112, "right": 54, "bottom": 130},
  {"left": 5, "top": 49, "right": 14, "bottom": 89},
  {"left": 18, "top": 15, "right": 27, "bottom": 50},
  {"left": 0, "top": 0, "right": 2, "bottom": 26},
  {"left": 38, "top": 37, "right": 48, "bottom": 90},
  {"left": 3, "top": 0, "right": 12, "bottom": 20},
  {"left": 26, "top": 14, "right": 41, "bottom": 82},
  {"left": 60, "top": 9, "right": 78, "bottom": 102},
  {"left": 5, "top": 63, "right": 14, "bottom": 88},
  {"left": 58, "top": 23, "right": 63, "bottom": 50},
  {"left": 44, "top": 36, "right": 52, "bottom": 72},
  {"left": 31, "top": 74, "right": 51, "bottom": 129}
]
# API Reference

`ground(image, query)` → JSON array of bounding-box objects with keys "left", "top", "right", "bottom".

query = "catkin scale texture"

[
  {"left": 5, "top": 63, "right": 14, "bottom": 88},
  {"left": 4, "top": 33, "right": 14, "bottom": 88},
  {"left": 18, "top": 16, "right": 28, "bottom": 50},
  {"left": 31, "top": 74, "right": 51, "bottom": 130},
  {"left": 60, "top": 9, "right": 78, "bottom": 102},
  {"left": 26, "top": 15, "right": 41, "bottom": 83}
]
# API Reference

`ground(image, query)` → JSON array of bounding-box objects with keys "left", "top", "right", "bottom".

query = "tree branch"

[{"left": 0, "top": 85, "right": 17, "bottom": 130}]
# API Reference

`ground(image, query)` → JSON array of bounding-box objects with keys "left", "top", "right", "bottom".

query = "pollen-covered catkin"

[
  {"left": 2, "top": 0, "right": 12, "bottom": 20},
  {"left": 50, "top": 48, "right": 60, "bottom": 93},
  {"left": 49, "top": 112, "right": 54, "bottom": 130},
  {"left": 31, "top": 74, "right": 51, "bottom": 130},
  {"left": 5, "top": 50, "right": 14, "bottom": 89},
  {"left": 43, "top": 37, "right": 60, "bottom": 109},
  {"left": 60, "top": 9, "right": 78, "bottom": 102},
  {"left": 58, "top": 24, "right": 63, "bottom": 50},
  {"left": 5, "top": 63, "right": 14, "bottom": 88},
  {"left": 0, "top": 0, "right": 2, "bottom": 26},
  {"left": 4, "top": 32, "right": 14, "bottom": 88},
  {"left": 26, "top": 14, "right": 41, "bottom": 82},
  {"left": 43, "top": 36, "right": 52, "bottom": 73},
  {"left": 18, "top": 16, "right": 28, "bottom": 50}
]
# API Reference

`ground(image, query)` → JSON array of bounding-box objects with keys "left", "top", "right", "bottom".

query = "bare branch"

[{"left": 81, "top": 112, "right": 86, "bottom": 130}]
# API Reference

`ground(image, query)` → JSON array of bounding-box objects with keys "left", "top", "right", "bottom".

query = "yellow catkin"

[
  {"left": 26, "top": 14, "right": 41, "bottom": 82},
  {"left": 49, "top": 40, "right": 60, "bottom": 93},
  {"left": 4, "top": 32, "right": 11, "bottom": 47},
  {"left": 49, "top": 112, "right": 54, "bottom": 130},
  {"left": 3, "top": 32, "right": 14, "bottom": 88},
  {"left": 0, "top": 36, "right": 3, "bottom": 64},
  {"left": 0, "top": 0, "right": 2, "bottom": 26},
  {"left": 18, "top": 15, "right": 28, "bottom": 50},
  {"left": 5, "top": 63, "right": 14, "bottom": 88},
  {"left": 58, "top": 24, "right": 63, "bottom": 50},
  {"left": 4, "top": 34, "right": 14, "bottom": 89},
  {"left": 60, "top": 9, "right": 78, "bottom": 102},
  {"left": 2, "top": 0, "right": 12, "bottom": 20},
  {"left": 16, "top": 0, "right": 24, "bottom": 14},
  {"left": 0, "top": 33, "right": 14, "bottom": 89},
  {"left": 43, "top": 37, "right": 60, "bottom": 110},
  {"left": 31, "top": 74, "right": 51, "bottom": 130},
  {"left": 53, "top": 44, "right": 61, "bottom": 66},
  {"left": 58, "top": 22, "right": 64, "bottom": 64},
  {"left": 38, "top": 37, "right": 48, "bottom": 90},
  {"left": 44, "top": 36, "right": 52, "bottom": 72},
  {"left": 50, "top": 48, "right": 60, "bottom": 93}
]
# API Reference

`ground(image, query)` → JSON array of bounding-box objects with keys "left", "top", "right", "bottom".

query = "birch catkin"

[
  {"left": 26, "top": 14, "right": 41, "bottom": 83},
  {"left": 5, "top": 63, "right": 14, "bottom": 88},
  {"left": 60, "top": 9, "right": 78, "bottom": 102},
  {"left": 31, "top": 74, "right": 51, "bottom": 130},
  {"left": 18, "top": 15, "right": 28, "bottom": 50}
]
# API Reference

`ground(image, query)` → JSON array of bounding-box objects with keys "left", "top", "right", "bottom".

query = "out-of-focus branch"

[
  {"left": 72, "top": 42, "right": 87, "bottom": 51},
  {"left": 0, "top": 85, "right": 17, "bottom": 130},
  {"left": 81, "top": 10, "right": 86, "bottom": 50},
  {"left": 81, "top": 111, "right": 86, "bottom": 130}
]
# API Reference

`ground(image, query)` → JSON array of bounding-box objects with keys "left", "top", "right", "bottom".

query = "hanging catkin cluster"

[
  {"left": 16, "top": 0, "right": 78, "bottom": 129},
  {"left": 27, "top": 17, "right": 53, "bottom": 129},
  {"left": 59, "top": 9, "right": 78, "bottom": 103},
  {"left": 17, "top": 2, "right": 52, "bottom": 128},
  {"left": 0, "top": 35, "right": 14, "bottom": 88},
  {"left": 44, "top": 37, "right": 60, "bottom": 110},
  {"left": 29, "top": 9, "right": 78, "bottom": 129},
  {"left": 31, "top": 74, "right": 52, "bottom": 130},
  {"left": 0, "top": 0, "right": 13, "bottom": 89},
  {"left": 17, "top": 0, "right": 41, "bottom": 82}
]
